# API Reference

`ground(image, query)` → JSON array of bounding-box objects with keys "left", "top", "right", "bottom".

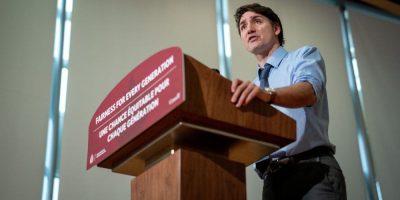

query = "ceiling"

[{"left": 350, "top": 0, "right": 400, "bottom": 17}]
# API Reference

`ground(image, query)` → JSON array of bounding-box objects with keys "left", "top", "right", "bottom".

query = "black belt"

[
  {"left": 289, "top": 146, "right": 333, "bottom": 162},
  {"left": 266, "top": 146, "right": 334, "bottom": 174}
]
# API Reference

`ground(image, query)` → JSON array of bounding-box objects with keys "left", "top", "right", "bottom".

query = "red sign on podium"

[{"left": 87, "top": 47, "right": 185, "bottom": 169}]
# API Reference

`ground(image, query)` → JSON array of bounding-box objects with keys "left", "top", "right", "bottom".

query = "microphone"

[{"left": 212, "top": 68, "right": 220, "bottom": 74}]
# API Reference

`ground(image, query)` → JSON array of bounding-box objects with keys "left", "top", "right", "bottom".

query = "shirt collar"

[
  {"left": 267, "top": 47, "right": 287, "bottom": 68},
  {"left": 257, "top": 47, "right": 288, "bottom": 69}
]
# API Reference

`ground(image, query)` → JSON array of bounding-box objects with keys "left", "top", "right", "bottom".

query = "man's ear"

[{"left": 274, "top": 24, "right": 281, "bottom": 36}]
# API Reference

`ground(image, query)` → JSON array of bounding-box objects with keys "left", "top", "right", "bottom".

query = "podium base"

[{"left": 131, "top": 148, "right": 246, "bottom": 200}]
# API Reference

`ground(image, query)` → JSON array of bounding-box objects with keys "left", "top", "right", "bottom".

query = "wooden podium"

[{"left": 91, "top": 49, "right": 295, "bottom": 200}]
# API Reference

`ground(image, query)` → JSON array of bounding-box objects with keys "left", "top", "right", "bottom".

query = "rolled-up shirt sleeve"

[{"left": 292, "top": 46, "right": 326, "bottom": 101}]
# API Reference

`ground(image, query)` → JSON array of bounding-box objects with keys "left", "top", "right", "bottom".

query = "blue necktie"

[{"left": 258, "top": 64, "right": 273, "bottom": 88}]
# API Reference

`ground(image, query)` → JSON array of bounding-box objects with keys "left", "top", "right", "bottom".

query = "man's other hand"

[{"left": 231, "top": 79, "right": 266, "bottom": 107}]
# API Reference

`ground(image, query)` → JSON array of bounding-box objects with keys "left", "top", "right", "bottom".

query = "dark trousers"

[{"left": 263, "top": 155, "right": 347, "bottom": 200}]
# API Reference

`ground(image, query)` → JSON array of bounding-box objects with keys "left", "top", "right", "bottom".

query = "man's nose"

[{"left": 247, "top": 23, "right": 255, "bottom": 34}]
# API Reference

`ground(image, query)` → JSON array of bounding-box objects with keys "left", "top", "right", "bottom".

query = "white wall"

[
  {"left": 0, "top": 0, "right": 56, "bottom": 200},
  {"left": 1, "top": 0, "right": 399, "bottom": 200},
  {"left": 350, "top": 10, "right": 400, "bottom": 200}
]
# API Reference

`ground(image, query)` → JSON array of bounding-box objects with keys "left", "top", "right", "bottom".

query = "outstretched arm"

[{"left": 230, "top": 79, "right": 316, "bottom": 108}]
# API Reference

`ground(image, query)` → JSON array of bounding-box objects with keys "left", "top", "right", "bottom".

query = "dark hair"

[{"left": 234, "top": 3, "right": 285, "bottom": 46}]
